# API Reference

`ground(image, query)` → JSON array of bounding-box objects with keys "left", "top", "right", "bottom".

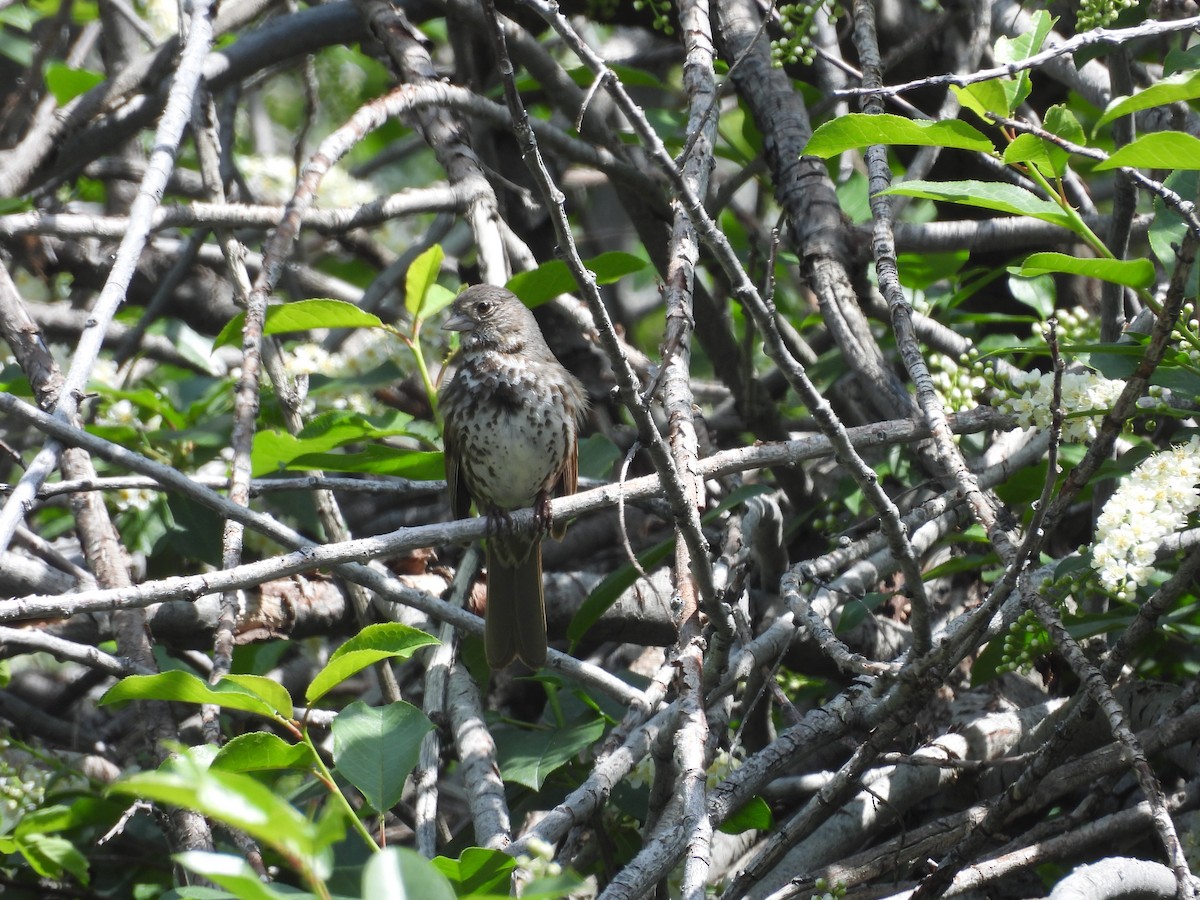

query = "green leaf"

[
  {"left": 110, "top": 752, "right": 329, "bottom": 880},
  {"left": 1044, "top": 104, "right": 1086, "bottom": 149},
  {"left": 577, "top": 432, "right": 620, "bottom": 480},
  {"left": 1094, "top": 132, "right": 1200, "bottom": 171},
  {"left": 362, "top": 847, "right": 456, "bottom": 900},
  {"left": 1003, "top": 133, "right": 1069, "bottom": 179},
  {"left": 1098, "top": 70, "right": 1200, "bottom": 128},
  {"left": 11, "top": 833, "right": 89, "bottom": 884},
  {"left": 14, "top": 804, "right": 81, "bottom": 837},
  {"left": 837, "top": 591, "right": 886, "bottom": 634},
  {"left": 804, "top": 114, "right": 994, "bottom": 158},
  {"left": 952, "top": 81, "right": 1013, "bottom": 121},
  {"left": 165, "top": 494, "right": 224, "bottom": 566},
  {"left": 567, "top": 537, "right": 674, "bottom": 644},
  {"left": 211, "top": 732, "right": 316, "bottom": 773},
  {"left": 405, "top": 245, "right": 446, "bottom": 318},
  {"left": 99, "top": 671, "right": 291, "bottom": 720},
  {"left": 505, "top": 252, "right": 647, "bottom": 307},
  {"left": 418, "top": 284, "right": 456, "bottom": 321},
  {"left": 565, "top": 62, "right": 662, "bottom": 89},
  {"left": 996, "top": 9, "right": 1053, "bottom": 62},
  {"left": 879, "top": 180, "right": 1076, "bottom": 230},
  {"left": 284, "top": 446, "right": 446, "bottom": 480},
  {"left": 1150, "top": 170, "right": 1200, "bottom": 300},
  {"left": 1007, "top": 272, "right": 1056, "bottom": 320},
  {"left": 0, "top": 4, "right": 37, "bottom": 30},
  {"left": 897, "top": 250, "right": 969, "bottom": 291},
  {"left": 719, "top": 796, "right": 773, "bottom": 834},
  {"left": 521, "top": 870, "right": 588, "bottom": 900},
  {"left": 250, "top": 410, "right": 420, "bottom": 477},
  {"left": 494, "top": 715, "right": 605, "bottom": 790},
  {"left": 44, "top": 62, "right": 103, "bottom": 104},
  {"left": 215, "top": 300, "right": 385, "bottom": 349},
  {"left": 307, "top": 623, "right": 439, "bottom": 705},
  {"left": 1011, "top": 252, "right": 1156, "bottom": 289},
  {"left": 431, "top": 848, "right": 516, "bottom": 896},
  {"left": 175, "top": 852, "right": 302, "bottom": 900},
  {"left": 331, "top": 700, "right": 433, "bottom": 813}
]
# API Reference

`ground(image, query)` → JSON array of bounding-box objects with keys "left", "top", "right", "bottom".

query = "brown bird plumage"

[{"left": 440, "top": 285, "right": 587, "bottom": 668}]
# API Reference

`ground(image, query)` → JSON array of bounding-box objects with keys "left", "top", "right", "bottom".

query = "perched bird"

[{"left": 439, "top": 285, "right": 587, "bottom": 668}]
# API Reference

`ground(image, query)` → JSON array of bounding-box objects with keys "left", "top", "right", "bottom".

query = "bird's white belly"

[{"left": 458, "top": 395, "right": 566, "bottom": 511}]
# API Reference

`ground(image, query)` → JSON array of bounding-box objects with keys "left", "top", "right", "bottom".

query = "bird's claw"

[
  {"left": 486, "top": 509, "right": 515, "bottom": 538},
  {"left": 534, "top": 490, "right": 554, "bottom": 537}
]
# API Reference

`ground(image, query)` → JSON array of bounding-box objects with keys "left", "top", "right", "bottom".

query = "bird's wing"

[
  {"left": 443, "top": 417, "right": 473, "bottom": 520},
  {"left": 559, "top": 433, "right": 579, "bottom": 498}
]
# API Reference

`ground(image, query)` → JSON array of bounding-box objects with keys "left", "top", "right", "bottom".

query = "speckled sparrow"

[{"left": 439, "top": 285, "right": 587, "bottom": 668}]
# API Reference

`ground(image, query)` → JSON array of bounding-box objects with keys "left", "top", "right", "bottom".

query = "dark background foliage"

[{"left": 1, "top": 0, "right": 1199, "bottom": 897}]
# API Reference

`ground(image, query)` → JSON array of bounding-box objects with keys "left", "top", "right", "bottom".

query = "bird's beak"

[{"left": 442, "top": 312, "right": 472, "bottom": 332}]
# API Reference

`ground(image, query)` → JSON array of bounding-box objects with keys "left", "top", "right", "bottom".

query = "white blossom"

[
  {"left": 996, "top": 368, "right": 1126, "bottom": 443},
  {"left": 1093, "top": 437, "right": 1200, "bottom": 598}
]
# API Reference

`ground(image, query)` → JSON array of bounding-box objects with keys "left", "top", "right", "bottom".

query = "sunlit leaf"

[
  {"left": 431, "top": 847, "right": 516, "bottom": 896},
  {"left": 720, "top": 796, "right": 773, "bottom": 834},
  {"left": 1011, "top": 252, "right": 1156, "bottom": 289},
  {"left": 215, "top": 300, "right": 385, "bottom": 349},
  {"left": 405, "top": 244, "right": 445, "bottom": 318},
  {"left": 110, "top": 754, "right": 329, "bottom": 880},
  {"left": 362, "top": 847, "right": 456, "bottom": 900},
  {"left": 175, "top": 851, "right": 300, "bottom": 900},
  {"left": 1098, "top": 70, "right": 1200, "bottom": 128},
  {"left": 44, "top": 62, "right": 103, "bottom": 104},
  {"left": 879, "top": 180, "right": 1077, "bottom": 230},
  {"left": 211, "top": 733, "right": 316, "bottom": 773},
  {"left": 804, "top": 114, "right": 994, "bottom": 158},
  {"left": 506, "top": 252, "right": 647, "bottom": 306},
  {"left": 307, "top": 623, "right": 439, "bottom": 705},
  {"left": 1094, "top": 132, "right": 1200, "bottom": 171},
  {"left": 284, "top": 446, "right": 445, "bottom": 479},
  {"left": 250, "top": 410, "right": 421, "bottom": 477},
  {"left": 99, "top": 671, "right": 291, "bottom": 720},
  {"left": 1004, "top": 133, "right": 1069, "bottom": 179}
]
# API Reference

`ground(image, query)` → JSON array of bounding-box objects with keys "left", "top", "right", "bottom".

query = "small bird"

[{"left": 439, "top": 285, "right": 587, "bottom": 668}]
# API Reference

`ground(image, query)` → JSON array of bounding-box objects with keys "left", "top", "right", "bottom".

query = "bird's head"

[{"left": 442, "top": 285, "right": 538, "bottom": 353}]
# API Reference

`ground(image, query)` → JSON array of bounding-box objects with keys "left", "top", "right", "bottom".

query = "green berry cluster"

[
  {"left": 771, "top": 1, "right": 838, "bottom": 68},
  {"left": 811, "top": 878, "right": 848, "bottom": 899},
  {"left": 1173, "top": 301, "right": 1200, "bottom": 371},
  {"left": 587, "top": 0, "right": 620, "bottom": 21},
  {"left": 1054, "top": 305, "right": 1099, "bottom": 345},
  {"left": 929, "top": 349, "right": 989, "bottom": 414},
  {"left": 1077, "top": 0, "right": 1138, "bottom": 30},
  {"left": 0, "top": 736, "right": 48, "bottom": 824},
  {"left": 994, "top": 608, "right": 1052, "bottom": 675},
  {"left": 632, "top": 0, "right": 673, "bottom": 35}
]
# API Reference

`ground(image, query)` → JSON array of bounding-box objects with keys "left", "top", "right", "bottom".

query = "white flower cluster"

[
  {"left": 706, "top": 748, "right": 740, "bottom": 791},
  {"left": 240, "top": 155, "right": 375, "bottom": 208},
  {"left": 997, "top": 368, "right": 1126, "bottom": 443},
  {"left": 285, "top": 330, "right": 401, "bottom": 414},
  {"left": 1093, "top": 437, "right": 1200, "bottom": 599},
  {"left": 516, "top": 836, "right": 563, "bottom": 879},
  {"left": 141, "top": 0, "right": 179, "bottom": 40},
  {"left": 285, "top": 329, "right": 395, "bottom": 379}
]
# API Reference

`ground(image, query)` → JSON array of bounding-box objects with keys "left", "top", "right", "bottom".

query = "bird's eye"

[{"left": 475, "top": 300, "right": 492, "bottom": 317}]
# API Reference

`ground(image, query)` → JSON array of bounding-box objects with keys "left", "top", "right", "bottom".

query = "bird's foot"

[
  {"left": 486, "top": 509, "right": 516, "bottom": 538},
  {"left": 534, "top": 490, "right": 554, "bottom": 537}
]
